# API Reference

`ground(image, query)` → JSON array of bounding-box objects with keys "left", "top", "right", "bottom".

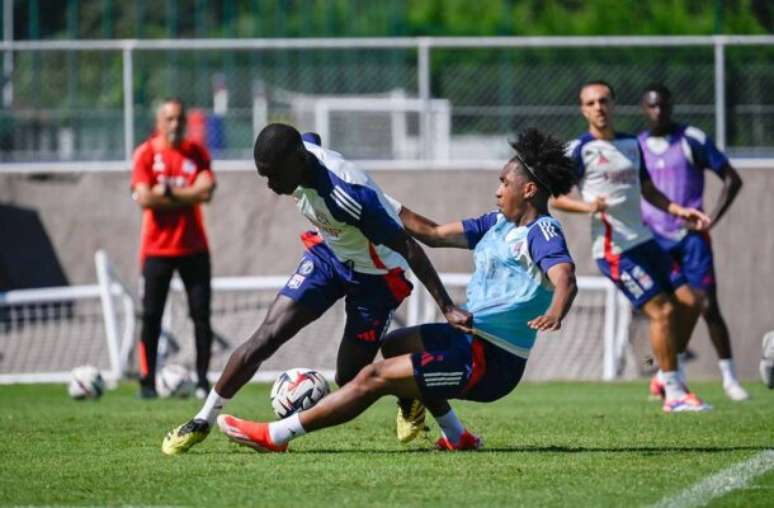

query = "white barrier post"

[{"left": 95, "top": 250, "right": 122, "bottom": 381}]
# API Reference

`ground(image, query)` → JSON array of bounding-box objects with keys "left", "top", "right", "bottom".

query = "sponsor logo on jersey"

[
  {"left": 152, "top": 153, "right": 165, "bottom": 172},
  {"left": 287, "top": 274, "right": 305, "bottom": 290}
]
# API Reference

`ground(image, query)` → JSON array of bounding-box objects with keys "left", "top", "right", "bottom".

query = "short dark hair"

[
  {"left": 642, "top": 82, "right": 672, "bottom": 101},
  {"left": 161, "top": 96, "right": 185, "bottom": 109},
  {"left": 509, "top": 128, "right": 577, "bottom": 198},
  {"left": 579, "top": 80, "right": 616, "bottom": 102},
  {"left": 253, "top": 123, "right": 303, "bottom": 167}
]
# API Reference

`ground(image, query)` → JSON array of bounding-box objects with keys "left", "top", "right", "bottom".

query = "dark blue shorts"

[
  {"left": 653, "top": 231, "right": 716, "bottom": 291},
  {"left": 279, "top": 232, "right": 413, "bottom": 345},
  {"left": 596, "top": 239, "right": 686, "bottom": 309},
  {"left": 411, "top": 323, "right": 526, "bottom": 403}
]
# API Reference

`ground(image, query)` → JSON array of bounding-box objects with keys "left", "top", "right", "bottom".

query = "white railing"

[{"left": 1, "top": 35, "right": 773, "bottom": 170}]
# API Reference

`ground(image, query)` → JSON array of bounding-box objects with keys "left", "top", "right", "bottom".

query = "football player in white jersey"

[
  {"left": 214, "top": 128, "right": 579, "bottom": 452},
  {"left": 162, "top": 123, "right": 471, "bottom": 455},
  {"left": 552, "top": 80, "right": 713, "bottom": 413}
]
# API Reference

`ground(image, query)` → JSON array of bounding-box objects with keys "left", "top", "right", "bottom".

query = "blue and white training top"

[
  {"left": 462, "top": 212, "right": 574, "bottom": 358},
  {"left": 293, "top": 141, "right": 408, "bottom": 275}
]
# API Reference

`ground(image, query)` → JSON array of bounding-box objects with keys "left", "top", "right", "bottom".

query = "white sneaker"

[
  {"left": 194, "top": 387, "right": 208, "bottom": 400},
  {"left": 723, "top": 381, "right": 749, "bottom": 401}
]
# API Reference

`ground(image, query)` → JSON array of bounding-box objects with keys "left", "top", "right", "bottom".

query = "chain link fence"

[{"left": 0, "top": 36, "right": 772, "bottom": 166}]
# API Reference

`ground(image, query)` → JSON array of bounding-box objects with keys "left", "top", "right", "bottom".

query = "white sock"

[
  {"left": 676, "top": 352, "right": 688, "bottom": 385},
  {"left": 194, "top": 389, "right": 230, "bottom": 426},
  {"left": 269, "top": 413, "right": 306, "bottom": 445},
  {"left": 434, "top": 409, "right": 465, "bottom": 444},
  {"left": 719, "top": 359, "right": 738, "bottom": 386},
  {"left": 662, "top": 371, "right": 687, "bottom": 400}
]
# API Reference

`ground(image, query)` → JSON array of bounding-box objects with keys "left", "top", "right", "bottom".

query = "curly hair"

[{"left": 508, "top": 128, "right": 577, "bottom": 197}]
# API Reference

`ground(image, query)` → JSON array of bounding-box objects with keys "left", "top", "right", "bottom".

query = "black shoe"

[{"left": 137, "top": 385, "right": 158, "bottom": 399}]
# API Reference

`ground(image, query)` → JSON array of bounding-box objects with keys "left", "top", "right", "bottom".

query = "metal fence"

[{"left": 1, "top": 35, "right": 773, "bottom": 169}]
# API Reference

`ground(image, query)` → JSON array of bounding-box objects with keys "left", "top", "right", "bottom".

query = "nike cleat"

[
  {"left": 161, "top": 418, "right": 210, "bottom": 455},
  {"left": 435, "top": 430, "right": 483, "bottom": 451},
  {"left": 663, "top": 393, "right": 713, "bottom": 413},
  {"left": 396, "top": 399, "right": 430, "bottom": 443},
  {"left": 217, "top": 414, "right": 288, "bottom": 453}
]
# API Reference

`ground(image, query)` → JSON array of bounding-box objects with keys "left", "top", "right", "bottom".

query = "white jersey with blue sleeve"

[
  {"left": 462, "top": 212, "right": 574, "bottom": 358},
  {"left": 292, "top": 142, "right": 408, "bottom": 275},
  {"left": 567, "top": 133, "right": 654, "bottom": 260}
]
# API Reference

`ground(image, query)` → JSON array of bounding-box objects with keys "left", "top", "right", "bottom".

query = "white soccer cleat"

[{"left": 723, "top": 381, "right": 749, "bottom": 401}]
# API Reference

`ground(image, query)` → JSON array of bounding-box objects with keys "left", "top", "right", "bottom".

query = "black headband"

[{"left": 513, "top": 150, "right": 552, "bottom": 195}]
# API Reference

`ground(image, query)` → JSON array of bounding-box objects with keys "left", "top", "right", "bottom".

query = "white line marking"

[{"left": 650, "top": 449, "right": 774, "bottom": 508}]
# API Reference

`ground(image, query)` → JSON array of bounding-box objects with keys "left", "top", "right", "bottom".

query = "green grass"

[{"left": 1, "top": 381, "right": 772, "bottom": 507}]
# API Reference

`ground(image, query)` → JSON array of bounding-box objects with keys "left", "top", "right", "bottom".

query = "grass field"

[{"left": 1, "top": 381, "right": 773, "bottom": 507}]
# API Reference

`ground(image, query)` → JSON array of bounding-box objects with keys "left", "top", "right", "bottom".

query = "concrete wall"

[{"left": 1, "top": 164, "right": 772, "bottom": 380}]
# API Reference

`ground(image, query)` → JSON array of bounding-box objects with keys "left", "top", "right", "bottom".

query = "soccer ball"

[
  {"left": 156, "top": 364, "right": 195, "bottom": 398},
  {"left": 67, "top": 365, "right": 105, "bottom": 400},
  {"left": 760, "top": 331, "right": 774, "bottom": 389},
  {"left": 270, "top": 368, "right": 330, "bottom": 419}
]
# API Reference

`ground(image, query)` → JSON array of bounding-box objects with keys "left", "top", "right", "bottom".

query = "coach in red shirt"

[{"left": 131, "top": 97, "right": 216, "bottom": 399}]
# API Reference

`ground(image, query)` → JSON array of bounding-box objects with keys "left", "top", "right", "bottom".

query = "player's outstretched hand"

[
  {"left": 527, "top": 314, "right": 562, "bottom": 331},
  {"left": 444, "top": 305, "right": 473, "bottom": 334}
]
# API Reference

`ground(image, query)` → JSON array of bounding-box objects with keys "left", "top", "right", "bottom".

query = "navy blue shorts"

[
  {"left": 279, "top": 232, "right": 413, "bottom": 345},
  {"left": 654, "top": 231, "right": 716, "bottom": 291},
  {"left": 411, "top": 323, "right": 526, "bottom": 403},
  {"left": 596, "top": 239, "right": 686, "bottom": 309}
]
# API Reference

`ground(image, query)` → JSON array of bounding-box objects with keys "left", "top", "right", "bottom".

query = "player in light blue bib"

[{"left": 215, "top": 129, "right": 580, "bottom": 452}]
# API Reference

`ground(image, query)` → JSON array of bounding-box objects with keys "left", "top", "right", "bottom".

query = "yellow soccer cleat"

[
  {"left": 161, "top": 418, "right": 210, "bottom": 455},
  {"left": 396, "top": 399, "right": 429, "bottom": 443}
]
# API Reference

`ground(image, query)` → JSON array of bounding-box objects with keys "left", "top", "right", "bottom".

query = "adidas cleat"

[
  {"left": 161, "top": 418, "right": 210, "bottom": 455},
  {"left": 435, "top": 430, "right": 483, "bottom": 451},
  {"left": 396, "top": 399, "right": 429, "bottom": 443},
  {"left": 217, "top": 415, "right": 288, "bottom": 453},
  {"left": 663, "top": 393, "right": 713, "bottom": 413}
]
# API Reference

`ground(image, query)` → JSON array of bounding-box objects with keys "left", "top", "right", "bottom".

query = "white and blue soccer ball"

[
  {"left": 760, "top": 331, "right": 774, "bottom": 389},
  {"left": 270, "top": 368, "right": 330, "bottom": 419},
  {"left": 156, "top": 364, "right": 195, "bottom": 398},
  {"left": 67, "top": 365, "right": 105, "bottom": 400}
]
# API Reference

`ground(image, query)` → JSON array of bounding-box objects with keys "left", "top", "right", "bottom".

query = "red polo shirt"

[{"left": 131, "top": 135, "right": 214, "bottom": 263}]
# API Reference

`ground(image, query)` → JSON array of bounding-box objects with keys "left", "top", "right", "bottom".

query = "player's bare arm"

[
  {"left": 527, "top": 262, "right": 577, "bottom": 331},
  {"left": 640, "top": 170, "right": 711, "bottom": 230},
  {"left": 381, "top": 230, "right": 473, "bottom": 333},
  {"left": 550, "top": 193, "right": 607, "bottom": 214},
  {"left": 708, "top": 163, "right": 743, "bottom": 228},
  {"left": 398, "top": 206, "right": 469, "bottom": 248}
]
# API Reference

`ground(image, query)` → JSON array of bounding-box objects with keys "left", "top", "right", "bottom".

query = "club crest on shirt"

[
  {"left": 299, "top": 260, "right": 314, "bottom": 275},
  {"left": 182, "top": 159, "right": 196, "bottom": 174}
]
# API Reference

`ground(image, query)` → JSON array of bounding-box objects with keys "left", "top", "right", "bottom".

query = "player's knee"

[
  {"left": 351, "top": 363, "right": 388, "bottom": 396},
  {"left": 652, "top": 300, "right": 675, "bottom": 326}
]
